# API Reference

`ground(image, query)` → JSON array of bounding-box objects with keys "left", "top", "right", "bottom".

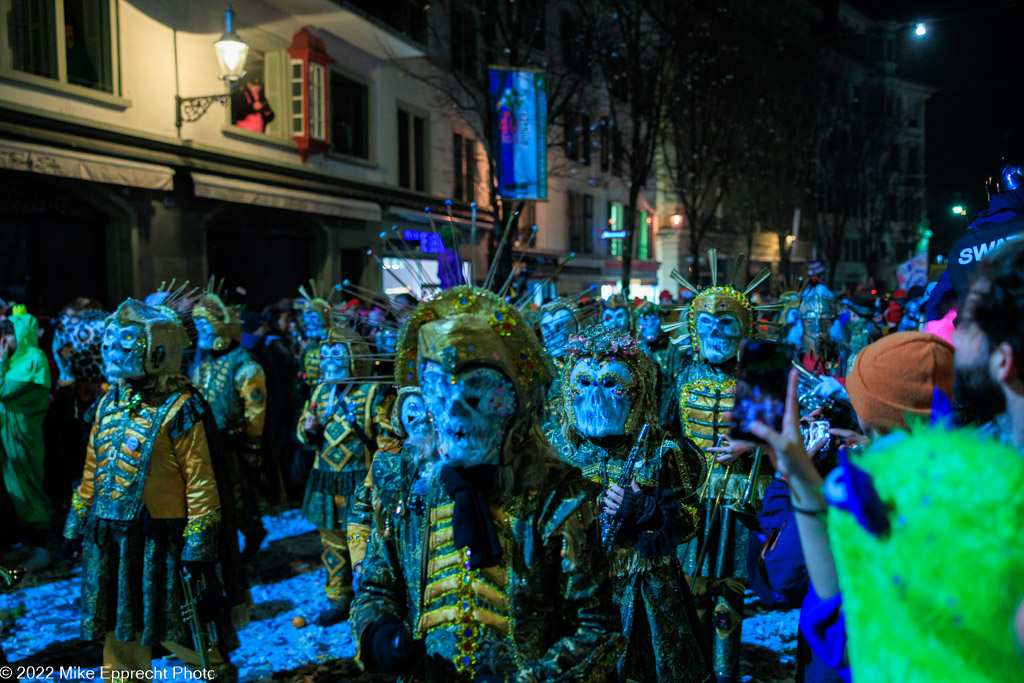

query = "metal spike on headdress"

[
  {"left": 670, "top": 268, "right": 699, "bottom": 294},
  {"left": 514, "top": 252, "right": 576, "bottom": 310},
  {"left": 744, "top": 267, "right": 772, "bottom": 296},
  {"left": 731, "top": 254, "right": 747, "bottom": 288},
  {"left": 500, "top": 225, "right": 539, "bottom": 297},
  {"left": 708, "top": 248, "right": 718, "bottom": 286}
]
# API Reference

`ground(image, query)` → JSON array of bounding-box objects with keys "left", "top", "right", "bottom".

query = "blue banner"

[{"left": 490, "top": 68, "right": 547, "bottom": 200}]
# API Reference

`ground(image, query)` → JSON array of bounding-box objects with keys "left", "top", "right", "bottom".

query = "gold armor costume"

[{"left": 351, "top": 286, "right": 623, "bottom": 682}]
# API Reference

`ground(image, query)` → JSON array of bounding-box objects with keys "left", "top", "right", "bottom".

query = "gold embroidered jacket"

[
  {"left": 63, "top": 380, "right": 221, "bottom": 562},
  {"left": 350, "top": 460, "right": 624, "bottom": 682},
  {"left": 192, "top": 346, "right": 267, "bottom": 451}
]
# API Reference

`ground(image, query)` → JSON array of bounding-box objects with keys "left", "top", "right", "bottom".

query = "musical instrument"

[
  {"left": 180, "top": 566, "right": 219, "bottom": 670},
  {"left": 728, "top": 447, "right": 764, "bottom": 530},
  {"left": 601, "top": 423, "right": 651, "bottom": 553},
  {"left": 688, "top": 461, "right": 734, "bottom": 588}
]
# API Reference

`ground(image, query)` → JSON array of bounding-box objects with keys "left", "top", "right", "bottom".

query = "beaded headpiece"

[
  {"left": 665, "top": 248, "right": 781, "bottom": 361},
  {"left": 560, "top": 325, "right": 656, "bottom": 438},
  {"left": 395, "top": 286, "right": 550, "bottom": 411}
]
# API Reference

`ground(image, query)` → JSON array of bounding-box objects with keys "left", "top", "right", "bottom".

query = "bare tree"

[
  {"left": 578, "top": 0, "right": 675, "bottom": 298},
  {"left": 395, "top": 0, "right": 592, "bottom": 291},
  {"left": 660, "top": 2, "right": 750, "bottom": 285}
]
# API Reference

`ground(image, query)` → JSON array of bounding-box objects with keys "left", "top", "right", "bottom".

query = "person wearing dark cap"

[
  {"left": 951, "top": 237, "right": 1024, "bottom": 446},
  {"left": 947, "top": 160, "right": 1024, "bottom": 303}
]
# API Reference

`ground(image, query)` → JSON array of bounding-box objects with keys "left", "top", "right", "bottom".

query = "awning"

[
  {"left": 0, "top": 138, "right": 174, "bottom": 190},
  {"left": 192, "top": 172, "right": 381, "bottom": 221},
  {"left": 386, "top": 206, "right": 482, "bottom": 231}
]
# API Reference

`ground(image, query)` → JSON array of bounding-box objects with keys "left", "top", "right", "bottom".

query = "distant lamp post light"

[
  {"left": 670, "top": 214, "right": 683, "bottom": 227},
  {"left": 175, "top": 3, "right": 250, "bottom": 131},
  {"left": 914, "top": 22, "right": 927, "bottom": 37},
  {"left": 951, "top": 205, "right": 966, "bottom": 215}
]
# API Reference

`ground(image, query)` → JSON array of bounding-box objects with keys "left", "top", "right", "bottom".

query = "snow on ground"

[{"left": 1, "top": 508, "right": 799, "bottom": 682}]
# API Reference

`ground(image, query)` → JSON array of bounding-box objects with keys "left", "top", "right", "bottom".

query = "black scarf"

[{"left": 439, "top": 465, "right": 503, "bottom": 569}]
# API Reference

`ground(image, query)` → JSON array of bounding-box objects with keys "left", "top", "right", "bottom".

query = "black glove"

[
  {"left": 367, "top": 615, "right": 422, "bottom": 675},
  {"left": 61, "top": 537, "right": 82, "bottom": 559},
  {"left": 617, "top": 488, "right": 664, "bottom": 530}
]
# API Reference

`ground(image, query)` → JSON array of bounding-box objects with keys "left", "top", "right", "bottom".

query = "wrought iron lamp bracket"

[{"left": 175, "top": 94, "right": 232, "bottom": 130}]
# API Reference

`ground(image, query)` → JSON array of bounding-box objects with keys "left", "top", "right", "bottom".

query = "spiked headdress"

[{"left": 664, "top": 249, "right": 781, "bottom": 360}]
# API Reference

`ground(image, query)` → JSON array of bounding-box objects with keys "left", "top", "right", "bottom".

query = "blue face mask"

[
  {"left": 400, "top": 393, "right": 433, "bottom": 444},
  {"left": 540, "top": 309, "right": 577, "bottom": 358},
  {"left": 194, "top": 318, "right": 218, "bottom": 351},
  {"left": 101, "top": 322, "right": 148, "bottom": 380},
  {"left": 420, "top": 361, "right": 518, "bottom": 467},
  {"left": 602, "top": 308, "right": 631, "bottom": 334},
  {"left": 568, "top": 357, "right": 635, "bottom": 438},
  {"left": 375, "top": 328, "right": 397, "bottom": 354},
  {"left": 638, "top": 314, "right": 662, "bottom": 343},
  {"left": 304, "top": 311, "right": 326, "bottom": 340},
  {"left": 320, "top": 342, "right": 351, "bottom": 382},
  {"left": 695, "top": 312, "right": 742, "bottom": 364}
]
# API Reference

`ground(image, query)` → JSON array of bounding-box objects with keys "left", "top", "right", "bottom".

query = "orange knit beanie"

[{"left": 846, "top": 332, "right": 954, "bottom": 431}]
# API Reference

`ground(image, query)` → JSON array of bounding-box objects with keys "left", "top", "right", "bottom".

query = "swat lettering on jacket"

[{"left": 958, "top": 234, "right": 1020, "bottom": 265}]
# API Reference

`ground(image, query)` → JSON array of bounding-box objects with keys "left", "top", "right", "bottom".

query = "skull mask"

[
  {"left": 638, "top": 314, "right": 663, "bottom": 344},
  {"left": 399, "top": 391, "right": 434, "bottom": 445},
  {"left": 601, "top": 308, "right": 632, "bottom": 335},
  {"left": 695, "top": 312, "right": 742, "bottom": 364},
  {"left": 568, "top": 357, "right": 635, "bottom": 438},
  {"left": 540, "top": 309, "right": 578, "bottom": 358},
  {"left": 420, "top": 361, "right": 519, "bottom": 467},
  {"left": 303, "top": 310, "right": 327, "bottom": 341},
  {"left": 194, "top": 317, "right": 218, "bottom": 351},
  {"left": 319, "top": 341, "right": 352, "bottom": 382},
  {"left": 101, "top": 322, "right": 148, "bottom": 380}
]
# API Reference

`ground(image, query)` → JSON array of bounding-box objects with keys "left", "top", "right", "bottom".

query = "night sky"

[{"left": 856, "top": 1, "right": 1024, "bottom": 253}]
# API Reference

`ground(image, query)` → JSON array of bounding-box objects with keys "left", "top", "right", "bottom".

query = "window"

[
  {"left": 331, "top": 72, "right": 369, "bottom": 158},
  {"left": 637, "top": 211, "right": 650, "bottom": 260},
  {"left": 564, "top": 113, "right": 590, "bottom": 165},
  {"left": 450, "top": 7, "right": 476, "bottom": 77},
  {"left": 398, "top": 108, "right": 427, "bottom": 192},
  {"left": 308, "top": 62, "right": 326, "bottom": 141},
  {"left": 567, "top": 191, "right": 594, "bottom": 253},
  {"left": 1, "top": 0, "right": 117, "bottom": 93},
  {"left": 289, "top": 60, "right": 304, "bottom": 135},
  {"left": 453, "top": 133, "right": 476, "bottom": 203},
  {"left": 611, "top": 126, "right": 623, "bottom": 176},
  {"left": 908, "top": 147, "right": 920, "bottom": 173},
  {"left": 888, "top": 144, "right": 901, "bottom": 171},
  {"left": 230, "top": 51, "right": 278, "bottom": 135},
  {"left": 599, "top": 117, "right": 611, "bottom": 172}
]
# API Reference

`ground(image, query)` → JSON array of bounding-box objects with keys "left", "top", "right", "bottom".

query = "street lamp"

[
  {"left": 214, "top": 5, "right": 249, "bottom": 83},
  {"left": 951, "top": 205, "right": 966, "bottom": 216},
  {"left": 914, "top": 23, "right": 927, "bottom": 37},
  {"left": 175, "top": 3, "right": 250, "bottom": 131}
]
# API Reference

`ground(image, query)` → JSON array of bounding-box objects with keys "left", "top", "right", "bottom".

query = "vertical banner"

[
  {"left": 896, "top": 252, "right": 928, "bottom": 290},
  {"left": 490, "top": 67, "right": 547, "bottom": 200}
]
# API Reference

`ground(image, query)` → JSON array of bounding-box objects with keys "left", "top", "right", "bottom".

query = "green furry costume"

[{"left": 828, "top": 423, "right": 1024, "bottom": 682}]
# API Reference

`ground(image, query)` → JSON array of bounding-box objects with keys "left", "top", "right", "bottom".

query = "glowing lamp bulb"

[{"left": 914, "top": 23, "right": 927, "bottom": 37}]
